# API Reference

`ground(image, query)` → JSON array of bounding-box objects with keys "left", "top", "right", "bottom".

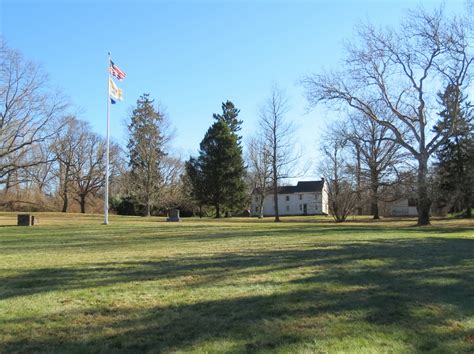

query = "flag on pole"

[
  {"left": 109, "top": 60, "right": 126, "bottom": 81},
  {"left": 109, "top": 78, "right": 123, "bottom": 104}
]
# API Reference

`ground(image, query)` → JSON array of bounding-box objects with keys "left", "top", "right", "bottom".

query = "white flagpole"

[{"left": 104, "top": 52, "right": 111, "bottom": 225}]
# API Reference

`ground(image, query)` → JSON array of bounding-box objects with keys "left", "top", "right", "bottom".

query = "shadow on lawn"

[
  {"left": 1, "top": 237, "right": 473, "bottom": 352},
  {"left": 1, "top": 223, "right": 472, "bottom": 254}
]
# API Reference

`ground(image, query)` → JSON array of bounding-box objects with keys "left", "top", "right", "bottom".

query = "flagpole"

[{"left": 104, "top": 52, "right": 111, "bottom": 225}]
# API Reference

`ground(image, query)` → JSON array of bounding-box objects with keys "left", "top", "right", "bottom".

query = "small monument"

[
  {"left": 167, "top": 209, "right": 181, "bottom": 222},
  {"left": 17, "top": 214, "right": 37, "bottom": 226}
]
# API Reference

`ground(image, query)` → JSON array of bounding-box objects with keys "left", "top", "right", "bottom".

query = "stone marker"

[
  {"left": 17, "top": 214, "right": 32, "bottom": 226},
  {"left": 167, "top": 209, "right": 181, "bottom": 222}
]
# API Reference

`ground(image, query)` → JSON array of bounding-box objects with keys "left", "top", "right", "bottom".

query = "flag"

[
  {"left": 109, "top": 60, "right": 126, "bottom": 81},
  {"left": 109, "top": 78, "right": 123, "bottom": 104}
]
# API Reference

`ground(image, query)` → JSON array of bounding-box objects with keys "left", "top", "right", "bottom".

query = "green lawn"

[{"left": 0, "top": 213, "right": 473, "bottom": 353}]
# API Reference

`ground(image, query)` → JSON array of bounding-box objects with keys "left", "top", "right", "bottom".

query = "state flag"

[{"left": 109, "top": 78, "right": 123, "bottom": 104}]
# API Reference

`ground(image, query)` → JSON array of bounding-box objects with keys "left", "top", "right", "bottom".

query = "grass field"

[{"left": 0, "top": 213, "right": 473, "bottom": 353}]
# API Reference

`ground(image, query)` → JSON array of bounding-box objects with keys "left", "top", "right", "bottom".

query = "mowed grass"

[{"left": 0, "top": 213, "right": 473, "bottom": 353}]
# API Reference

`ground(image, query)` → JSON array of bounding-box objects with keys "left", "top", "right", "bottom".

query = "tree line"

[{"left": 1, "top": 5, "right": 473, "bottom": 224}]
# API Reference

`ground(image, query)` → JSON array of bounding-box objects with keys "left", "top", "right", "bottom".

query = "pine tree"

[
  {"left": 127, "top": 94, "right": 166, "bottom": 216},
  {"left": 213, "top": 100, "right": 243, "bottom": 142},
  {"left": 184, "top": 157, "right": 208, "bottom": 217},
  {"left": 435, "top": 84, "right": 474, "bottom": 217},
  {"left": 189, "top": 120, "right": 246, "bottom": 218}
]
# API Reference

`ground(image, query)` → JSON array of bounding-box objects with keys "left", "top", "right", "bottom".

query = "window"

[
  {"left": 299, "top": 204, "right": 302, "bottom": 211},
  {"left": 299, "top": 194, "right": 302, "bottom": 200},
  {"left": 286, "top": 205, "right": 290, "bottom": 212},
  {"left": 285, "top": 195, "right": 290, "bottom": 201}
]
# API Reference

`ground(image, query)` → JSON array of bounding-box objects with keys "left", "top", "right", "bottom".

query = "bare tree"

[
  {"left": 320, "top": 130, "right": 357, "bottom": 222},
  {"left": 259, "top": 86, "right": 299, "bottom": 222},
  {"left": 246, "top": 135, "right": 272, "bottom": 218},
  {"left": 70, "top": 130, "right": 108, "bottom": 214},
  {"left": 53, "top": 117, "right": 87, "bottom": 212},
  {"left": 302, "top": 8, "right": 473, "bottom": 225},
  {"left": 25, "top": 141, "right": 56, "bottom": 196},
  {"left": 343, "top": 113, "right": 406, "bottom": 219},
  {"left": 0, "top": 40, "right": 65, "bottom": 187},
  {"left": 53, "top": 116, "right": 120, "bottom": 213},
  {"left": 157, "top": 155, "right": 185, "bottom": 210}
]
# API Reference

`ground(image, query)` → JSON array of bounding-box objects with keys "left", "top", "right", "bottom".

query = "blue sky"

[{"left": 0, "top": 0, "right": 467, "bottom": 180}]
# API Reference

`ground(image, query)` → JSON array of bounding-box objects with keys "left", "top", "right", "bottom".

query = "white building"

[
  {"left": 386, "top": 198, "right": 418, "bottom": 217},
  {"left": 251, "top": 180, "right": 329, "bottom": 217}
]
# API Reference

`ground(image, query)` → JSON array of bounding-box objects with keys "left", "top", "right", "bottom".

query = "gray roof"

[{"left": 253, "top": 180, "right": 324, "bottom": 195}]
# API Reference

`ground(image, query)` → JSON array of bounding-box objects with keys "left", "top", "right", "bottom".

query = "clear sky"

[{"left": 0, "top": 0, "right": 467, "bottom": 180}]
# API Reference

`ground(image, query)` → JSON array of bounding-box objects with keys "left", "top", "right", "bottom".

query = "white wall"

[
  {"left": 389, "top": 199, "right": 418, "bottom": 216},
  {"left": 251, "top": 190, "right": 328, "bottom": 216}
]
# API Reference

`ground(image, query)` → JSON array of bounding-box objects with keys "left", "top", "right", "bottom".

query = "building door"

[{"left": 303, "top": 204, "right": 307, "bottom": 215}]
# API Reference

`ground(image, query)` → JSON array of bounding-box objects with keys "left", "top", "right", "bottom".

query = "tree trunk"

[
  {"left": 80, "top": 194, "right": 86, "bottom": 214},
  {"left": 146, "top": 196, "right": 151, "bottom": 217},
  {"left": 371, "top": 200, "right": 379, "bottom": 219},
  {"left": 215, "top": 204, "right": 221, "bottom": 218},
  {"left": 259, "top": 194, "right": 265, "bottom": 218},
  {"left": 61, "top": 164, "right": 69, "bottom": 213},
  {"left": 273, "top": 184, "right": 280, "bottom": 222},
  {"left": 62, "top": 193, "right": 68, "bottom": 213},
  {"left": 464, "top": 189, "right": 472, "bottom": 218},
  {"left": 272, "top": 125, "right": 280, "bottom": 222},
  {"left": 356, "top": 145, "right": 363, "bottom": 215},
  {"left": 371, "top": 182, "right": 380, "bottom": 219},
  {"left": 417, "top": 157, "right": 431, "bottom": 226},
  {"left": 272, "top": 162, "right": 280, "bottom": 222}
]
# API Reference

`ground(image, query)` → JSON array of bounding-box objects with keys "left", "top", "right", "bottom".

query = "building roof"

[{"left": 253, "top": 180, "right": 324, "bottom": 195}]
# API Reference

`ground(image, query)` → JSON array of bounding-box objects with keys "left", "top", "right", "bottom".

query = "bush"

[{"left": 110, "top": 195, "right": 143, "bottom": 216}]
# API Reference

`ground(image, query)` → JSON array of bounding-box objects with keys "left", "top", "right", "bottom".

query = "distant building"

[
  {"left": 251, "top": 180, "right": 329, "bottom": 217},
  {"left": 386, "top": 198, "right": 418, "bottom": 217}
]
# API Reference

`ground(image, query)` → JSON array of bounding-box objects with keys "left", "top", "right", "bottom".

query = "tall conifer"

[{"left": 127, "top": 94, "right": 166, "bottom": 216}]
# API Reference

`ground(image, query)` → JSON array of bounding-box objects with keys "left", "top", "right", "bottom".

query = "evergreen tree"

[
  {"left": 213, "top": 100, "right": 243, "bottom": 142},
  {"left": 127, "top": 94, "right": 166, "bottom": 216},
  {"left": 435, "top": 84, "right": 474, "bottom": 217},
  {"left": 188, "top": 120, "right": 246, "bottom": 218},
  {"left": 184, "top": 157, "right": 208, "bottom": 217}
]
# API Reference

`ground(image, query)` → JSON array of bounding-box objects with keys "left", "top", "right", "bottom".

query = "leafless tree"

[
  {"left": 320, "top": 130, "right": 357, "bottom": 222},
  {"left": 0, "top": 40, "right": 66, "bottom": 188},
  {"left": 246, "top": 135, "right": 272, "bottom": 218},
  {"left": 302, "top": 8, "right": 473, "bottom": 225},
  {"left": 342, "top": 113, "right": 407, "bottom": 219},
  {"left": 53, "top": 116, "right": 121, "bottom": 213},
  {"left": 70, "top": 130, "right": 108, "bottom": 214},
  {"left": 157, "top": 155, "right": 185, "bottom": 210},
  {"left": 25, "top": 141, "right": 56, "bottom": 196},
  {"left": 259, "top": 86, "right": 299, "bottom": 222},
  {"left": 52, "top": 117, "right": 87, "bottom": 212}
]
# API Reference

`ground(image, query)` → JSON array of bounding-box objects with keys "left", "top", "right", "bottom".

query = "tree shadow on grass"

[
  {"left": 1, "top": 222, "right": 472, "bottom": 254},
  {"left": 0, "top": 237, "right": 473, "bottom": 352}
]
